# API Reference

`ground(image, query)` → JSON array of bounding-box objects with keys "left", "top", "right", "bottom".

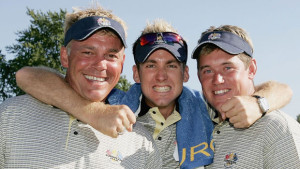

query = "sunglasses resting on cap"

[{"left": 133, "top": 32, "right": 188, "bottom": 64}]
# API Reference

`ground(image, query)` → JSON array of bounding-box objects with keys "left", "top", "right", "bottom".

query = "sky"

[{"left": 1, "top": 0, "right": 299, "bottom": 119}]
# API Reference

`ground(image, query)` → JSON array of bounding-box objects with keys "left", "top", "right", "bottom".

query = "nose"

[
  {"left": 155, "top": 67, "right": 168, "bottom": 82},
  {"left": 93, "top": 55, "right": 107, "bottom": 71},
  {"left": 213, "top": 73, "right": 224, "bottom": 85}
]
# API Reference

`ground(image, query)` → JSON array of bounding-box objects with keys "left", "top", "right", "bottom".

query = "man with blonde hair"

[
  {"left": 0, "top": 5, "right": 162, "bottom": 168},
  {"left": 125, "top": 19, "right": 214, "bottom": 168},
  {"left": 16, "top": 19, "right": 292, "bottom": 169},
  {"left": 192, "top": 25, "right": 300, "bottom": 168}
]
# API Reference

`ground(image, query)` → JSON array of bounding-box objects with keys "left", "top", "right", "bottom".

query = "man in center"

[{"left": 121, "top": 19, "right": 215, "bottom": 168}]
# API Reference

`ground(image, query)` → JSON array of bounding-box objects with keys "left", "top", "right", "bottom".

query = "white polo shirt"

[{"left": 0, "top": 95, "right": 162, "bottom": 169}]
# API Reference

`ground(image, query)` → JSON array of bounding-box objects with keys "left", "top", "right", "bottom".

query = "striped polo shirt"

[
  {"left": 205, "top": 110, "right": 300, "bottom": 169},
  {"left": 0, "top": 95, "right": 162, "bottom": 169},
  {"left": 136, "top": 96, "right": 181, "bottom": 169}
]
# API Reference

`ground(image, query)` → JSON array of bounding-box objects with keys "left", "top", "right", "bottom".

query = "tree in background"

[
  {"left": 115, "top": 75, "right": 132, "bottom": 92},
  {"left": 297, "top": 114, "right": 300, "bottom": 124},
  {"left": 0, "top": 50, "right": 10, "bottom": 102},
  {"left": 0, "top": 8, "right": 131, "bottom": 102}
]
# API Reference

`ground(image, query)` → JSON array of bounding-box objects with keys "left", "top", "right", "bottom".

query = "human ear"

[{"left": 132, "top": 65, "right": 141, "bottom": 83}]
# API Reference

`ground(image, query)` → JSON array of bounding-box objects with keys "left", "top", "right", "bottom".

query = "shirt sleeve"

[{"left": 263, "top": 113, "right": 300, "bottom": 168}]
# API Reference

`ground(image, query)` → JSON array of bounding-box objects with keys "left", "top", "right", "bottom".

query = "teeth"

[
  {"left": 84, "top": 75, "right": 105, "bottom": 82},
  {"left": 154, "top": 86, "right": 170, "bottom": 92},
  {"left": 214, "top": 89, "right": 229, "bottom": 95}
]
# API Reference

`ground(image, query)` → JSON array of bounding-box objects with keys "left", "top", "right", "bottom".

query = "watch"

[{"left": 252, "top": 95, "right": 269, "bottom": 117}]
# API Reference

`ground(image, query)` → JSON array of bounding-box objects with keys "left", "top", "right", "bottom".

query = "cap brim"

[
  {"left": 192, "top": 41, "right": 245, "bottom": 59},
  {"left": 135, "top": 43, "right": 187, "bottom": 63},
  {"left": 74, "top": 26, "right": 127, "bottom": 48},
  {"left": 64, "top": 16, "right": 127, "bottom": 47}
]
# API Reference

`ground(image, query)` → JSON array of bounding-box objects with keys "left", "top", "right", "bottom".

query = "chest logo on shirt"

[
  {"left": 106, "top": 149, "right": 123, "bottom": 163},
  {"left": 224, "top": 153, "right": 238, "bottom": 168}
]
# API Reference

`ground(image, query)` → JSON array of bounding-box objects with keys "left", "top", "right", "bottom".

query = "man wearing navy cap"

[
  {"left": 126, "top": 19, "right": 214, "bottom": 168},
  {"left": 0, "top": 5, "right": 162, "bottom": 168},
  {"left": 193, "top": 25, "right": 300, "bottom": 168}
]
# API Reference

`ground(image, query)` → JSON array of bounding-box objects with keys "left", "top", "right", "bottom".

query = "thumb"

[
  {"left": 126, "top": 124, "right": 133, "bottom": 132},
  {"left": 219, "top": 110, "right": 226, "bottom": 120},
  {"left": 220, "top": 98, "right": 233, "bottom": 112}
]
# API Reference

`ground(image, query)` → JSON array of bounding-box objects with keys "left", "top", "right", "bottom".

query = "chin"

[{"left": 86, "top": 93, "right": 108, "bottom": 102}]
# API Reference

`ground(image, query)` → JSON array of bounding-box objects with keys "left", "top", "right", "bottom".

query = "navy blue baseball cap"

[
  {"left": 64, "top": 16, "right": 127, "bottom": 47},
  {"left": 192, "top": 31, "right": 253, "bottom": 59},
  {"left": 133, "top": 32, "right": 188, "bottom": 64}
]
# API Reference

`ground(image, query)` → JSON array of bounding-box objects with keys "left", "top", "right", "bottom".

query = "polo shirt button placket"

[{"left": 74, "top": 120, "right": 80, "bottom": 135}]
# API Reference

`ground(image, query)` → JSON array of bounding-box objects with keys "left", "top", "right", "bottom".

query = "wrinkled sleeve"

[{"left": 263, "top": 113, "right": 300, "bottom": 168}]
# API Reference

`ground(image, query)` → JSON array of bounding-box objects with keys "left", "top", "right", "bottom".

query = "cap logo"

[
  {"left": 208, "top": 33, "right": 221, "bottom": 40},
  {"left": 97, "top": 18, "right": 111, "bottom": 26},
  {"left": 155, "top": 34, "right": 164, "bottom": 44}
]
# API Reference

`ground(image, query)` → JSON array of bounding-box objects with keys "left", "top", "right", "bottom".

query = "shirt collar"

[{"left": 138, "top": 95, "right": 180, "bottom": 117}]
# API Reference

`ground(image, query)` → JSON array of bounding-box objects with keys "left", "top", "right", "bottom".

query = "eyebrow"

[
  {"left": 199, "top": 65, "right": 210, "bottom": 71},
  {"left": 144, "top": 59, "right": 179, "bottom": 64},
  {"left": 199, "top": 62, "right": 233, "bottom": 70},
  {"left": 79, "top": 45, "right": 95, "bottom": 50},
  {"left": 167, "top": 60, "right": 179, "bottom": 64},
  {"left": 108, "top": 48, "right": 121, "bottom": 53},
  {"left": 79, "top": 45, "right": 122, "bottom": 53}
]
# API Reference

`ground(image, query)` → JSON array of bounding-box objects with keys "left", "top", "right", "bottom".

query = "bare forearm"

[
  {"left": 16, "top": 66, "right": 136, "bottom": 137},
  {"left": 254, "top": 80, "right": 293, "bottom": 112},
  {"left": 16, "top": 66, "right": 63, "bottom": 105},
  {"left": 16, "top": 66, "right": 95, "bottom": 122}
]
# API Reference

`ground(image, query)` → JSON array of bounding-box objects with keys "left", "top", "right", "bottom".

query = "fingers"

[
  {"left": 228, "top": 115, "right": 238, "bottom": 124},
  {"left": 116, "top": 125, "right": 125, "bottom": 135},
  {"left": 89, "top": 104, "right": 136, "bottom": 138},
  {"left": 221, "top": 97, "right": 249, "bottom": 128},
  {"left": 227, "top": 113, "right": 249, "bottom": 128},
  {"left": 221, "top": 97, "right": 239, "bottom": 115},
  {"left": 118, "top": 105, "right": 136, "bottom": 132},
  {"left": 220, "top": 100, "right": 233, "bottom": 113},
  {"left": 231, "top": 121, "right": 248, "bottom": 129},
  {"left": 220, "top": 97, "right": 239, "bottom": 120},
  {"left": 109, "top": 105, "right": 136, "bottom": 137},
  {"left": 109, "top": 119, "right": 127, "bottom": 138},
  {"left": 120, "top": 116, "right": 132, "bottom": 132},
  {"left": 111, "top": 130, "right": 119, "bottom": 138},
  {"left": 219, "top": 111, "right": 227, "bottom": 121},
  {"left": 126, "top": 108, "right": 136, "bottom": 124}
]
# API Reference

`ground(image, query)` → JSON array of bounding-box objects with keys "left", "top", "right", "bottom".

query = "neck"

[{"left": 159, "top": 106, "right": 175, "bottom": 119}]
